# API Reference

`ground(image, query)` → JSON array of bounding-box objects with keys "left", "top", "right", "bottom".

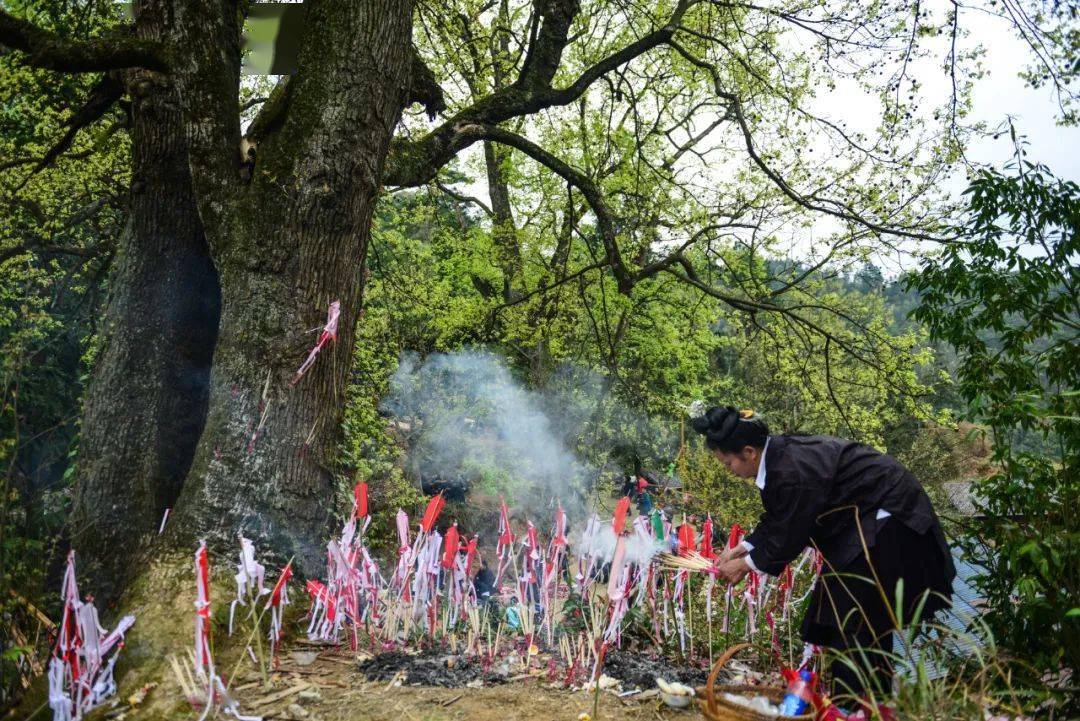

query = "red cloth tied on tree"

[
  {"left": 292, "top": 300, "right": 341, "bottom": 383},
  {"left": 194, "top": 541, "right": 212, "bottom": 671}
]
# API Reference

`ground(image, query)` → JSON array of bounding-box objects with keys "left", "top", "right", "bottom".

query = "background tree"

[
  {"left": 909, "top": 137, "right": 1079, "bottom": 688},
  {"left": 0, "top": 6, "right": 132, "bottom": 699}
]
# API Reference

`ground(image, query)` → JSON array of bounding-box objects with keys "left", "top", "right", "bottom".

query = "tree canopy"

[{"left": 0, "top": 0, "right": 1077, "bottom": 711}]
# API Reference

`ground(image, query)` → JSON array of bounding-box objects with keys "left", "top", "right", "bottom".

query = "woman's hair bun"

[
  {"left": 690, "top": 405, "right": 769, "bottom": 452},
  {"left": 707, "top": 406, "right": 741, "bottom": 439},
  {"left": 689, "top": 413, "right": 712, "bottom": 435},
  {"left": 689, "top": 405, "right": 740, "bottom": 443}
]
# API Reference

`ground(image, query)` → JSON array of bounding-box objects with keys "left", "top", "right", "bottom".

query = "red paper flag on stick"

[
  {"left": 420, "top": 493, "right": 445, "bottom": 533},
  {"left": 441, "top": 525, "right": 460, "bottom": 569},
  {"left": 607, "top": 536, "right": 628, "bottom": 602},
  {"left": 551, "top": 504, "right": 567, "bottom": 548},
  {"left": 464, "top": 536, "right": 478, "bottom": 575},
  {"left": 677, "top": 521, "right": 697, "bottom": 555},
  {"left": 498, "top": 498, "right": 515, "bottom": 547},
  {"left": 353, "top": 481, "right": 368, "bottom": 519},
  {"left": 267, "top": 561, "right": 293, "bottom": 609},
  {"left": 266, "top": 561, "right": 293, "bottom": 664},
  {"left": 701, "top": 516, "right": 716, "bottom": 559},
  {"left": 612, "top": 496, "right": 631, "bottom": 535},
  {"left": 727, "top": 522, "right": 744, "bottom": 550},
  {"left": 526, "top": 522, "right": 540, "bottom": 555}
]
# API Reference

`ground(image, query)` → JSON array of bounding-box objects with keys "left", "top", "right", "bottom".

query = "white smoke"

[
  {"left": 382, "top": 350, "right": 593, "bottom": 518},
  {"left": 624, "top": 533, "right": 667, "bottom": 567},
  {"left": 577, "top": 515, "right": 617, "bottom": 562},
  {"left": 573, "top": 513, "right": 667, "bottom": 566}
]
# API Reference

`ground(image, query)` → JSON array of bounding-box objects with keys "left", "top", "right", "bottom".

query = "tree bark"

[
  {"left": 483, "top": 141, "right": 522, "bottom": 302},
  {"left": 485, "top": 0, "right": 521, "bottom": 302},
  {"left": 168, "top": 0, "right": 415, "bottom": 575},
  {"left": 68, "top": 62, "right": 220, "bottom": 598}
]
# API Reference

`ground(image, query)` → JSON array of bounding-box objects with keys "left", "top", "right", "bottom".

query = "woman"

[{"left": 691, "top": 406, "right": 955, "bottom": 702}]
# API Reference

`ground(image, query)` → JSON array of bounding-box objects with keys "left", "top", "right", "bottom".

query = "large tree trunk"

[
  {"left": 168, "top": 0, "right": 415, "bottom": 575},
  {"left": 68, "top": 58, "right": 219, "bottom": 598}
]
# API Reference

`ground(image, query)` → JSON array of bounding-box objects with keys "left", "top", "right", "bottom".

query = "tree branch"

[
  {"left": 15, "top": 74, "right": 124, "bottom": 189},
  {"left": 0, "top": 242, "right": 106, "bottom": 265},
  {"left": 409, "top": 46, "right": 448, "bottom": 120},
  {"left": 433, "top": 178, "right": 492, "bottom": 216},
  {"left": 513, "top": 0, "right": 580, "bottom": 94},
  {"left": 240, "top": 96, "right": 268, "bottom": 113},
  {"left": 0, "top": 9, "right": 169, "bottom": 73},
  {"left": 455, "top": 122, "right": 635, "bottom": 294},
  {"left": 383, "top": 0, "right": 697, "bottom": 187},
  {"left": 245, "top": 77, "right": 292, "bottom": 144},
  {"left": 665, "top": 39, "right": 944, "bottom": 243},
  {"left": 0, "top": 197, "right": 112, "bottom": 264}
]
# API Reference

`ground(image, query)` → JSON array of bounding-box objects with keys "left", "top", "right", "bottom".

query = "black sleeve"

[{"left": 744, "top": 469, "right": 828, "bottom": 576}]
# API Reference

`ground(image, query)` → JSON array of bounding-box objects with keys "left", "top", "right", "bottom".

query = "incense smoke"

[
  {"left": 575, "top": 516, "right": 668, "bottom": 566},
  {"left": 382, "top": 350, "right": 594, "bottom": 519}
]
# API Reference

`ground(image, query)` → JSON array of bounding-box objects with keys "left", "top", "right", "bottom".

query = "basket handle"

[{"left": 704, "top": 642, "right": 753, "bottom": 715}]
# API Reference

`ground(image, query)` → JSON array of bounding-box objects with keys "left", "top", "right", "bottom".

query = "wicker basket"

[{"left": 697, "top": 643, "right": 815, "bottom": 721}]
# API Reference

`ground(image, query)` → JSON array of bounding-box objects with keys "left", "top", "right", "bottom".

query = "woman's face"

[{"left": 713, "top": 446, "right": 761, "bottom": 479}]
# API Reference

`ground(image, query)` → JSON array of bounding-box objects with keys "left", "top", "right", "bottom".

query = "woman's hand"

[
  {"left": 718, "top": 542, "right": 750, "bottom": 564},
  {"left": 715, "top": 556, "right": 750, "bottom": 584}
]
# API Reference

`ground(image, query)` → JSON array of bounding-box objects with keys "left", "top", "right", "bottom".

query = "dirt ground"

[
  {"left": 316, "top": 681, "right": 688, "bottom": 721},
  {"left": 217, "top": 646, "right": 705, "bottom": 721}
]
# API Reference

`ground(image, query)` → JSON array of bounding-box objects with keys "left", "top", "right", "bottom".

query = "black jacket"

[{"left": 744, "top": 434, "right": 952, "bottom": 576}]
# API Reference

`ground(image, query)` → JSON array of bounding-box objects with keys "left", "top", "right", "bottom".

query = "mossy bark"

[
  {"left": 68, "top": 27, "right": 220, "bottom": 600},
  {"left": 166, "top": 0, "right": 416, "bottom": 575},
  {"left": 70, "top": 1, "right": 417, "bottom": 589},
  {"left": 484, "top": 140, "right": 522, "bottom": 302}
]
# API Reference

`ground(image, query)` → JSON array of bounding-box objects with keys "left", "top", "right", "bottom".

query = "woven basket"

[{"left": 697, "top": 643, "right": 815, "bottom": 721}]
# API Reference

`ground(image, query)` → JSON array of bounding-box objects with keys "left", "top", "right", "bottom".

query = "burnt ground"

[
  {"left": 602, "top": 648, "right": 709, "bottom": 691},
  {"left": 354, "top": 647, "right": 709, "bottom": 692},
  {"left": 356, "top": 650, "right": 509, "bottom": 688}
]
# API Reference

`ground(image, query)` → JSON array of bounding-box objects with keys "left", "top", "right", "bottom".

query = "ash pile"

[
  {"left": 357, "top": 650, "right": 510, "bottom": 688},
  {"left": 602, "top": 648, "right": 707, "bottom": 691}
]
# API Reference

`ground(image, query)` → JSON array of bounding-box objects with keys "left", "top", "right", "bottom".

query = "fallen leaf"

[{"left": 127, "top": 682, "right": 157, "bottom": 706}]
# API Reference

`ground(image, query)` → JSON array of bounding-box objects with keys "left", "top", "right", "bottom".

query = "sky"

[
  {"left": 776, "top": 2, "right": 1079, "bottom": 272},
  {"left": 945, "top": 5, "right": 1078, "bottom": 180},
  {"left": 807, "top": 3, "right": 1079, "bottom": 180}
]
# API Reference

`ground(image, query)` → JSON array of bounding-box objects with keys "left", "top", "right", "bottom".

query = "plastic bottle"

[{"left": 778, "top": 668, "right": 815, "bottom": 716}]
